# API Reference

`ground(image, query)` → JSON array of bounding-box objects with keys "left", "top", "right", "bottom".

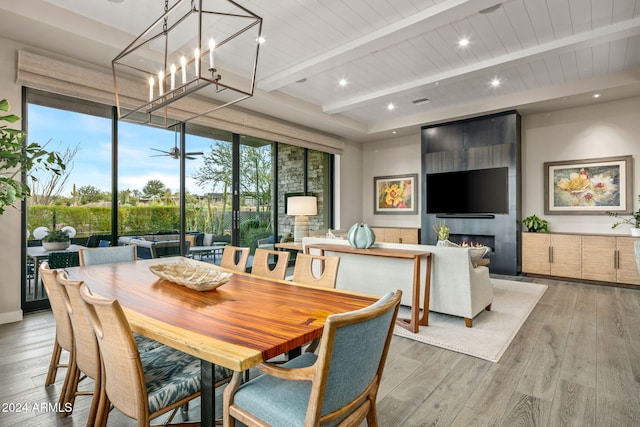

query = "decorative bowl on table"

[{"left": 149, "top": 261, "right": 232, "bottom": 291}]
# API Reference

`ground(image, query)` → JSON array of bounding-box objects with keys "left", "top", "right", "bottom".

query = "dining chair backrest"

[
  {"left": 40, "top": 262, "right": 74, "bottom": 354},
  {"left": 292, "top": 253, "right": 340, "bottom": 288},
  {"left": 56, "top": 272, "right": 103, "bottom": 426},
  {"left": 79, "top": 284, "right": 211, "bottom": 425},
  {"left": 224, "top": 290, "right": 402, "bottom": 426},
  {"left": 79, "top": 245, "right": 137, "bottom": 266},
  {"left": 250, "top": 248, "right": 290, "bottom": 280},
  {"left": 79, "top": 284, "right": 150, "bottom": 421},
  {"left": 39, "top": 262, "right": 75, "bottom": 398},
  {"left": 57, "top": 272, "right": 101, "bottom": 381},
  {"left": 48, "top": 251, "right": 80, "bottom": 269},
  {"left": 314, "top": 291, "right": 400, "bottom": 420},
  {"left": 221, "top": 246, "right": 250, "bottom": 272}
]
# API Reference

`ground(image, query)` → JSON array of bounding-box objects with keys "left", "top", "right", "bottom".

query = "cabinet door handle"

[
  {"left": 549, "top": 246, "right": 553, "bottom": 263},
  {"left": 614, "top": 250, "right": 619, "bottom": 269}
]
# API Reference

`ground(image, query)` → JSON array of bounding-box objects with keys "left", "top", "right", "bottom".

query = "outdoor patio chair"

[{"left": 48, "top": 251, "right": 80, "bottom": 269}]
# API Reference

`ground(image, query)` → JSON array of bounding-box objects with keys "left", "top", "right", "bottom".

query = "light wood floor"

[{"left": 1, "top": 275, "right": 639, "bottom": 426}]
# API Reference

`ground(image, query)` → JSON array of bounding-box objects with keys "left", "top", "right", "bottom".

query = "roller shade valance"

[{"left": 16, "top": 49, "right": 344, "bottom": 154}]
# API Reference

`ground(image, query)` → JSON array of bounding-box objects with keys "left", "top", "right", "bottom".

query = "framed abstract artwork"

[
  {"left": 544, "top": 155, "right": 633, "bottom": 215},
  {"left": 373, "top": 173, "right": 418, "bottom": 215}
]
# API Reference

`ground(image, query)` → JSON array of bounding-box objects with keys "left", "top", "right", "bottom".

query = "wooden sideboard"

[
  {"left": 370, "top": 227, "right": 420, "bottom": 244},
  {"left": 522, "top": 232, "right": 640, "bottom": 286}
]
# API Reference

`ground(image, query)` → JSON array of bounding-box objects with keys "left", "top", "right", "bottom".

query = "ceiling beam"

[
  {"left": 257, "top": 0, "right": 500, "bottom": 92},
  {"left": 323, "top": 17, "right": 640, "bottom": 115}
]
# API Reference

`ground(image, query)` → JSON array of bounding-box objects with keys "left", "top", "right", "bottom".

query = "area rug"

[{"left": 392, "top": 278, "right": 547, "bottom": 363}]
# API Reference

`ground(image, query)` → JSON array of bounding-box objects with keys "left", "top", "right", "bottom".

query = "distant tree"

[
  {"left": 241, "top": 145, "right": 272, "bottom": 211},
  {"left": 162, "top": 188, "right": 175, "bottom": 205},
  {"left": 142, "top": 179, "right": 167, "bottom": 199},
  {"left": 193, "top": 142, "right": 232, "bottom": 234},
  {"left": 118, "top": 189, "right": 131, "bottom": 205},
  {"left": 30, "top": 143, "right": 80, "bottom": 205},
  {"left": 77, "top": 185, "right": 105, "bottom": 204}
]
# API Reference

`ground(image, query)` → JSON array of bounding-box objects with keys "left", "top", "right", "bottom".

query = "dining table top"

[{"left": 64, "top": 256, "right": 379, "bottom": 372}]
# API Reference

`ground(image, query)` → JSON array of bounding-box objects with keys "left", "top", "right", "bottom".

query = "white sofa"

[{"left": 302, "top": 237, "right": 493, "bottom": 327}]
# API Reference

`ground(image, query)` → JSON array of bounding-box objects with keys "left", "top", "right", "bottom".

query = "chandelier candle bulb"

[
  {"left": 170, "top": 64, "right": 176, "bottom": 90},
  {"left": 148, "top": 76, "right": 154, "bottom": 101},
  {"left": 209, "top": 38, "right": 215, "bottom": 69},
  {"left": 194, "top": 48, "right": 200, "bottom": 77},
  {"left": 180, "top": 56, "right": 187, "bottom": 84},
  {"left": 158, "top": 71, "right": 164, "bottom": 96}
]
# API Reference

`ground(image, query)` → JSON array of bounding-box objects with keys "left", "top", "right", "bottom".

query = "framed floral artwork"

[
  {"left": 544, "top": 155, "right": 633, "bottom": 215},
  {"left": 373, "top": 173, "right": 418, "bottom": 214}
]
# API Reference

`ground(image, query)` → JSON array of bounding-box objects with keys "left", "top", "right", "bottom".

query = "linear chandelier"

[{"left": 112, "top": 0, "right": 262, "bottom": 128}]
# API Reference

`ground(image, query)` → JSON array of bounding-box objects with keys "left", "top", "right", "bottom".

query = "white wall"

[
  {"left": 335, "top": 140, "right": 363, "bottom": 230},
  {"left": 361, "top": 133, "right": 422, "bottom": 228},
  {"left": 0, "top": 38, "right": 25, "bottom": 323},
  {"left": 356, "top": 96, "right": 640, "bottom": 237},
  {"left": 522, "top": 96, "right": 640, "bottom": 234}
]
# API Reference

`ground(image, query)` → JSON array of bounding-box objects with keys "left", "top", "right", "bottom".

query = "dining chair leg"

[
  {"left": 59, "top": 352, "right": 78, "bottom": 417},
  {"left": 95, "top": 384, "right": 110, "bottom": 427},
  {"left": 45, "top": 338, "right": 64, "bottom": 386},
  {"left": 86, "top": 375, "right": 102, "bottom": 427}
]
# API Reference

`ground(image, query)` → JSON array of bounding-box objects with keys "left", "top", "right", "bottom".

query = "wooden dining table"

[{"left": 64, "top": 256, "right": 378, "bottom": 426}]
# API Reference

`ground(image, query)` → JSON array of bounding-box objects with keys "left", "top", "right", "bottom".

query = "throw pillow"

[
  {"left": 468, "top": 246, "right": 490, "bottom": 267},
  {"left": 203, "top": 233, "right": 214, "bottom": 246}
]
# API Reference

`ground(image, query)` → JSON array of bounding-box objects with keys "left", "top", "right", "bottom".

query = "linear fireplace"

[{"left": 449, "top": 233, "right": 496, "bottom": 263}]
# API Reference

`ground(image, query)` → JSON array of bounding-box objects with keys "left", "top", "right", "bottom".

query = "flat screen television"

[{"left": 426, "top": 167, "right": 509, "bottom": 215}]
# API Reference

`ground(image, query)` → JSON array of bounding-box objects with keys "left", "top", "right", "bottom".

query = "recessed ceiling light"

[
  {"left": 458, "top": 38, "right": 470, "bottom": 47},
  {"left": 490, "top": 78, "right": 501, "bottom": 87},
  {"left": 593, "top": 93, "right": 601, "bottom": 98},
  {"left": 257, "top": 36, "right": 266, "bottom": 44},
  {"left": 107, "top": 0, "right": 125, "bottom": 3},
  {"left": 387, "top": 102, "right": 395, "bottom": 111},
  {"left": 338, "top": 78, "right": 347, "bottom": 87},
  {"left": 392, "top": 131, "right": 397, "bottom": 134}
]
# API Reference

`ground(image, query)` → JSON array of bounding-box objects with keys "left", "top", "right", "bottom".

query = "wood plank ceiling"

[{"left": 4, "top": 0, "right": 640, "bottom": 141}]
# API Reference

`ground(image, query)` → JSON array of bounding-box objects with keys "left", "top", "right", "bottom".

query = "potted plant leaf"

[
  {"left": 607, "top": 196, "right": 640, "bottom": 236},
  {"left": 41, "top": 228, "right": 71, "bottom": 251},
  {"left": 0, "top": 99, "right": 65, "bottom": 215},
  {"left": 522, "top": 214, "right": 549, "bottom": 232},
  {"left": 433, "top": 221, "right": 450, "bottom": 246}
]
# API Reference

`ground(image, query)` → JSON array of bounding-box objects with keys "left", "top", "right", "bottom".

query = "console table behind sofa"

[{"left": 302, "top": 237, "right": 493, "bottom": 327}]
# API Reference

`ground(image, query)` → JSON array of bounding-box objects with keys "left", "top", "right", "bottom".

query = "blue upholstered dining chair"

[
  {"left": 79, "top": 283, "right": 233, "bottom": 426},
  {"left": 223, "top": 290, "right": 402, "bottom": 427},
  {"left": 78, "top": 245, "right": 137, "bottom": 266}
]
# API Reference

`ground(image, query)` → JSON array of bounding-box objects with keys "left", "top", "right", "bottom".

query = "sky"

[{"left": 27, "top": 104, "right": 212, "bottom": 196}]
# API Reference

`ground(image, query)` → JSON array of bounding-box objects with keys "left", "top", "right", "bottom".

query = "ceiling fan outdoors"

[
  {"left": 150, "top": 145, "right": 203, "bottom": 160},
  {"left": 150, "top": 130, "right": 204, "bottom": 160}
]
